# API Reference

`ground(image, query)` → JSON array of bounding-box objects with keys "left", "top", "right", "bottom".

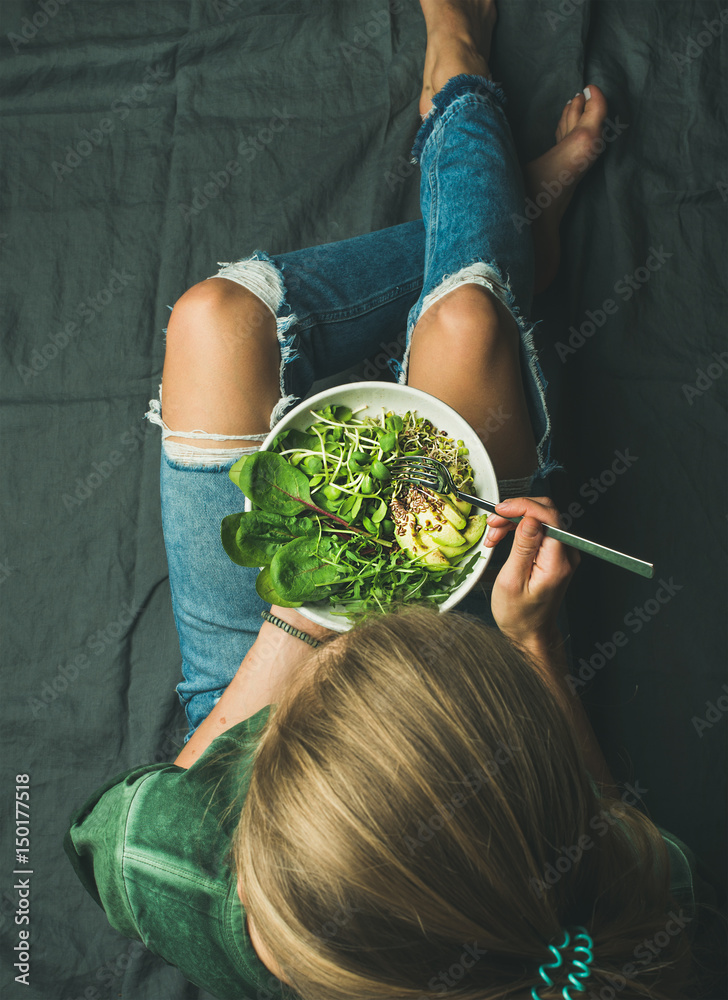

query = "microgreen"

[{"left": 221, "top": 406, "right": 482, "bottom": 622}]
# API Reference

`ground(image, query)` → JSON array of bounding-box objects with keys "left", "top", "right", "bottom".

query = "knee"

[
  {"left": 168, "top": 278, "right": 272, "bottom": 339},
  {"left": 170, "top": 278, "right": 244, "bottom": 327},
  {"left": 422, "top": 284, "right": 509, "bottom": 351}
]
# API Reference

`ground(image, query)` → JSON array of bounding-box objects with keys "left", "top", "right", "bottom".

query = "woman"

[{"left": 65, "top": 2, "right": 700, "bottom": 997}]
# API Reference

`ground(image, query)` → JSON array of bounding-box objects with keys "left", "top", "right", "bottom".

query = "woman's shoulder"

[{"left": 64, "top": 704, "right": 282, "bottom": 998}]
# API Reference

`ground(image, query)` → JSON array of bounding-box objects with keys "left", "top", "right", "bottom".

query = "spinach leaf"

[
  {"left": 221, "top": 513, "right": 247, "bottom": 566},
  {"left": 255, "top": 565, "right": 303, "bottom": 607},
  {"left": 270, "top": 536, "right": 343, "bottom": 602},
  {"left": 230, "top": 451, "right": 312, "bottom": 515},
  {"left": 226, "top": 512, "right": 319, "bottom": 567}
]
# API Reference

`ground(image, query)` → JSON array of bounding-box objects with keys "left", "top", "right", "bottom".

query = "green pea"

[{"left": 371, "top": 460, "right": 390, "bottom": 481}]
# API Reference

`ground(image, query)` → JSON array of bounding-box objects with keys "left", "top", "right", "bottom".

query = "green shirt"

[
  {"left": 65, "top": 706, "right": 697, "bottom": 1000},
  {"left": 64, "top": 705, "right": 284, "bottom": 1000}
]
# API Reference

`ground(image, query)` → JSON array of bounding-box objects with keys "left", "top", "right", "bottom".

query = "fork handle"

[{"left": 456, "top": 492, "right": 654, "bottom": 579}]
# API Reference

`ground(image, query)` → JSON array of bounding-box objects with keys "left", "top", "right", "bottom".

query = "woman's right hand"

[{"left": 487, "top": 497, "right": 579, "bottom": 654}]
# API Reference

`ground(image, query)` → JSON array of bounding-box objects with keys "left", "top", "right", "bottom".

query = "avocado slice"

[
  {"left": 462, "top": 513, "right": 488, "bottom": 545},
  {"left": 420, "top": 532, "right": 469, "bottom": 560},
  {"left": 414, "top": 513, "right": 466, "bottom": 548},
  {"left": 390, "top": 499, "right": 430, "bottom": 559},
  {"left": 448, "top": 491, "right": 472, "bottom": 516},
  {"left": 423, "top": 547, "right": 450, "bottom": 566},
  {"left": 410, "top": 487, "right": 468, "bottom": 530}
]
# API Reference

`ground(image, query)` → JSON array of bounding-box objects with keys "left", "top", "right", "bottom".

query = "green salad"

[{"left": 221, "top": 404, "right": 487, "bottom": 620}]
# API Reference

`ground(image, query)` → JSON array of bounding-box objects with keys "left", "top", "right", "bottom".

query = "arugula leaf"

[
  {"left": 231, "top": 451, "right": 312, "bottom": 515},
  {"left": 255, "top": 565, "right": 303, "bottom": 607},
  {"left": 270, "top": 536, "right": 343, "bottom": 602},
  {"left": 224, "top": 512, "right": 319, "bottom": 567}
]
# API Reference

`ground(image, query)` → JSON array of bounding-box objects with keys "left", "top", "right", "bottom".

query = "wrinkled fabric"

[{"left": 2, "top": 1, "right": 725, "bottom": 997}]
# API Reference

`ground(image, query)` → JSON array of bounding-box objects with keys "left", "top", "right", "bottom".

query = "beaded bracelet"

[{"left": 261, "top": 611, "right": 323, "bottom": 649}]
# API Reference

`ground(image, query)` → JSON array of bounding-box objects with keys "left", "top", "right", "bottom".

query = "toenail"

[
  {"left": 567, "top": 99, "right": 572, "bottom": 105},
  {"left": 583, "top": 86, "right": 592, "bottom": 100}
]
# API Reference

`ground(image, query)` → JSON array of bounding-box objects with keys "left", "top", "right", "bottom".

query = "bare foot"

[
  {"left": 419, "top": 0, "right": 497, "bottom": 119},
  {"left": 525, "top": 86, "right": 610, "bottom": 293}
]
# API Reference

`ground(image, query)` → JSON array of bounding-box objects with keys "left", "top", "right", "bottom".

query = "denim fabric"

[{"left": 155, "top": 75, "right": 555, "bottom": 737}]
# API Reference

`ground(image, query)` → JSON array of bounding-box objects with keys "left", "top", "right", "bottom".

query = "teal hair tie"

[{"left": 531, "top": 927, "right": 594, "bottom": 1000}]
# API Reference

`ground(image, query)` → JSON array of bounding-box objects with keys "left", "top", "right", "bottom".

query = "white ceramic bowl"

[{"left": 248, "top": 381, "right": 499, "bottom": 631}]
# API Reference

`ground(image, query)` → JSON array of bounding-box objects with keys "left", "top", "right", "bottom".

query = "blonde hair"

[{"left": 234, "top": 606, "right": 691, "bottom": 999}]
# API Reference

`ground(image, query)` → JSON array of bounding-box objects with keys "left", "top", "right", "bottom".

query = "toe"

[
  {"left": 555, "top": 101, "right": 571, "bottom": 142},
  {"left": 566, "top": 91, "right": 586, "bottom": 130},
  {"left": 578, "top": 84, "right": 608, "bottom": 128}
]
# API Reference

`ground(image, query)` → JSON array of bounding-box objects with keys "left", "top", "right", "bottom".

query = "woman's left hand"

[{"left": 486, "top": 496, "right": 579, "bottom": 652}]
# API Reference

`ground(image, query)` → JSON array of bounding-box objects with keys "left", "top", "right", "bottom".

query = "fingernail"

[
  {"left": 567, "top": 99, "right": 572, "bottom": 105},
  {"left": 484, "top": 527, "right": 494, "bottom": 546},
  {"left": 583, "top": 86, "right": 592, "bottom": 100},
  {"left": 574, "top": 91, "right": 582, "bottom": 98}
]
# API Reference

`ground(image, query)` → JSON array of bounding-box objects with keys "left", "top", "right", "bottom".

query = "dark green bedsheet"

[{"left": 1, "top": 1, "right": 725, "bottom": 997}]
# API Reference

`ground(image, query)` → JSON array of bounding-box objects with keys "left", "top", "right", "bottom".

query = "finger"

[
  {"left": 484, "top": 523, "right": 511, "bottom": 547},
  {"left": 483, "top": 510, "right": 520, "bottom": 547},
  {"left": 494, "top": 496, "right": 562, "bottom": 530},
  {"left": 529, "top": 529, "right": 574, "bottom": 582},
  {"left": 501, "top": 515, "right": 543, "bottom": 582}
]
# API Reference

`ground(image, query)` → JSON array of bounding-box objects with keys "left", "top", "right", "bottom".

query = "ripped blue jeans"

[{"left": 148, "top": 75, "right": 557, "bottom": 737}]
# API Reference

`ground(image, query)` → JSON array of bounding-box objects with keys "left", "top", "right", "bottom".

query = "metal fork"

[{"left": 391, "top": 456, "right": 654, "bottom": 579}]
